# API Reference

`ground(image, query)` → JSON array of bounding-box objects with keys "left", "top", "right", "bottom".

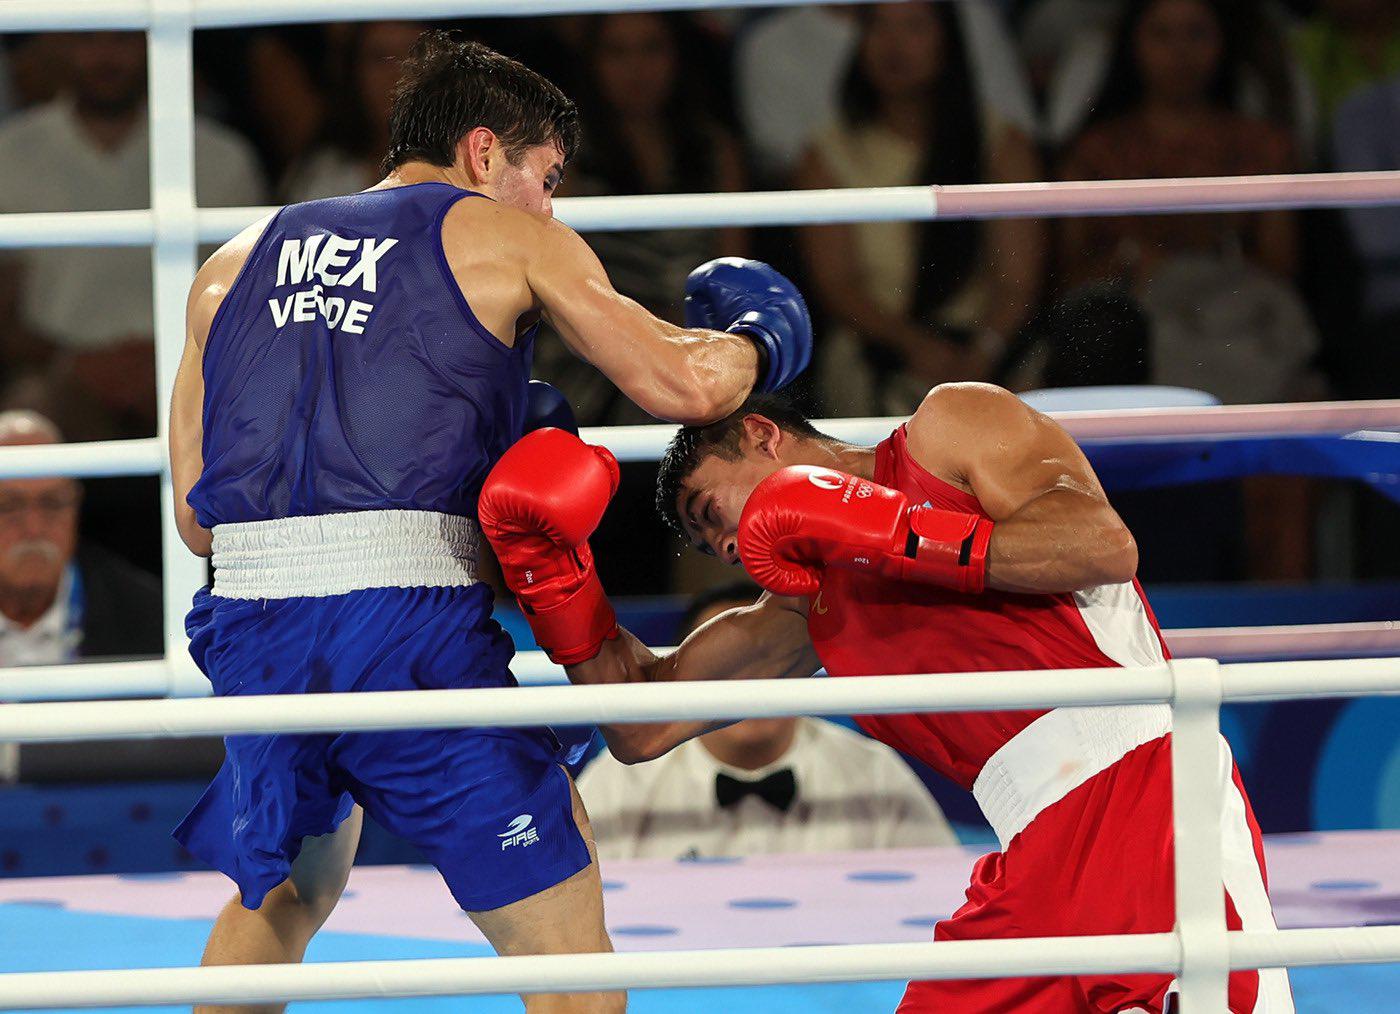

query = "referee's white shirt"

[{"left": 577, "top": 717, "right": 958, "bottom": 861}]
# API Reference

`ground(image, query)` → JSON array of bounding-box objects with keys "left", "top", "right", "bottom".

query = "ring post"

[
  {"left": 148, "top": 0, "right": 208, "bottom": 695},
  {"left": 1169, "top": 657, "right": 1229, "bottom": 1009}
]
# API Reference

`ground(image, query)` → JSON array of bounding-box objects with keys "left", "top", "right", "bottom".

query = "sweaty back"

[{"left": 189, "top": 182, "right": 533, "bottom": 527}]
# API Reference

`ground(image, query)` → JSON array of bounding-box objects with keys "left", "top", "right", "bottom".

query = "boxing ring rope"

[
  {"left": 4, "top": 659, "right": 1400, "bottom": 744},
  {"left": 0, "top": 1, "right": 1395, "bottom": 1011},
  {"left": 2, "top": 621, "right": 1398, "bottom": 701},
  {"left": 5, "top": 172, "right": 1400, "bottom": 251},
  {"left": 5, "top": 928, "right": 1400, "bottom": 1010},
  {"left": 0, "top": 398, "right": 1394, "bottom": 479}
]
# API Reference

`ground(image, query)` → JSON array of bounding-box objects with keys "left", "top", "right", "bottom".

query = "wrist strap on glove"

[
  {"left": 892, "top": 507, "right": 994, "bottom": 594},
  {"left": 519, "top": 567, "right": 620, "bottom": 665}
]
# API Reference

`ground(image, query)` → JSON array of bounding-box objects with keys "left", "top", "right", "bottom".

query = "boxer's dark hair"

[
  {"left": 382, "top": 31, "right": 580, "bottom": 174},
  {"left": 656, "top": 394, "right": 825, "bottom": 538}
]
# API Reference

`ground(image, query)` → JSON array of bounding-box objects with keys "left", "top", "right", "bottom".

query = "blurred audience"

[
  {"left": 0, "top": 411, "right": 161, "bottom": 668},
  {"left": 0, "top": 32, "right": 265, "bottom": 440},
  {"left": 237, "top": 29, "right": 330, "bottom": 186},
  {"left": 281, "top": 21, "right": 420, "bottom": 202},
  {"left": 1040, "top": 2, "right": 1307, "bottom": 151},
  {"left": 1291, "top": 0, "right": 1400, "bottom": 142},
  {"left": 535, "top": 13, "right": 750, "bottom": 428},
  {"left": 578, "top": 582, "right": 957, "bottom": 861},
  {"left": 797, "top": 2, "right": 1045, "bottom": 416},
  {"left": 1055, "top": 0, "right": 1317, "bottom": 406},
  {"left": 1331, "top": 72, "right": 1400, "bottom": 397},
  {"left": 736, "top": 3, "right": 1035, "bottom": 185},
  {"left": 735, "top": 6, "right": 860, "bottom": 183},
  {"left": 570, "top": 13, "right": 748, "bottom": 316}
]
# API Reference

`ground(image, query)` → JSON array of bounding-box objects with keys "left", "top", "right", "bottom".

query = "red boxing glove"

[
  {"left": 738, "top": 465, "right": 993, "bottom": 598},
  {"left": 478, "top": 428, "right": 621, "bottom": 665}
]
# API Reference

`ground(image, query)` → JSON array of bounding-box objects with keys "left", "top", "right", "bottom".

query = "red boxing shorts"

[{"left": 898, "top": 734, "right": 1294, "bottom": 1013}]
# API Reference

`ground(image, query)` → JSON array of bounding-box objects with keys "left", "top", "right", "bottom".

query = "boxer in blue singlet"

[{"left": 167, "top": 32, "right": 811, "bottom": 1014}]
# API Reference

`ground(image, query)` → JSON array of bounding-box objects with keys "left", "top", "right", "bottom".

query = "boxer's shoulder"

[
  {"left": 441, "top": 195, "right": 551, "bottom": 250},
  {"left": 188, "top": 211, "right": 277, "bottom": 347},
  {"left": 909, "top": 383, "right": 1031, "bottom": 453}
]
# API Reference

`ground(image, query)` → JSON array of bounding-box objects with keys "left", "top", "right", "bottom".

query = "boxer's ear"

[
  {"left": 459, "top": 126, "right": 499, "bottom": 185},
  {"left": 742, "top": 414, "right": 783, "bottom": 460}
]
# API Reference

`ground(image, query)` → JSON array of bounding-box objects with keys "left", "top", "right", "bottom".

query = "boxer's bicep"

[
  {"left": 908, "top": 383, "right": 1104, "bottom": 518},
  {"left": 527, "top": 221, "right": 756, "bottom": 424},
  {"left": 911, "top": 384, "right": 1137, "bottom": 591}
]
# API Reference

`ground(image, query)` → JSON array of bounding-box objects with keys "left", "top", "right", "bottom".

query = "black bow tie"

[{"left": 715, "top": 769, "right": 797, "bottom": 812}]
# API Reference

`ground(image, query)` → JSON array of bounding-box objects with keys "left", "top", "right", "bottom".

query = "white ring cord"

[
  {"left": 0, "top": 0, "right": 876, "bottom": 33},
  {"left": 6, "top": 928, "right": 1400, "bottom": 1011},
  {"left": 2, "top": 174, "right": 1400, "bottom": 251},
  {"left": 0, "top": 399, "right": 1393, "bottom": 480},
  {"left": 1, "top": 621, "right": 1395, "bottom": 702},
  {"left": 2, "top": 657, "right": 1398, "bottom": 744}
]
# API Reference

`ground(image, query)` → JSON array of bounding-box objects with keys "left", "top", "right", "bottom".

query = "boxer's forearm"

[
  {"left": 530, "top": 221, "right": 758, "bottom": 424},
  {"left": 567, "top": 629, "right": 734, "bottom": 764},
  {"left": 985, "top": 489, "right": 1137, "bottom": 593},
  {"left": 566, "top": 598, "right": 818, "bottom": 764}
]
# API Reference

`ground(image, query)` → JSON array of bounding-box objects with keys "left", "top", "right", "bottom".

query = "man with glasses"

[{"left": 0, "top": 409, "right": 161, "bottom": 668}]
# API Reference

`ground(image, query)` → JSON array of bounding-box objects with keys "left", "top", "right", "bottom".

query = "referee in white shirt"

[{"left": 577, "top": 582, "right": 958, "bottom": 861}]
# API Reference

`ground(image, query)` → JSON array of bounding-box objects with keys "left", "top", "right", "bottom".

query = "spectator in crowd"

[
  {"left": 0, "top": 411, "right": 162, "bottom": 668},
  {"left": 577, "top": 582, "right": 957, "bottom": 861},
  {"left": 280, "top": 21, "right": 421, "bottom": 202},
  {"left": 1, "top": 34, "right": 68, "bottom": 115},
  {"left": 1038, "top": 1, "right": 1306, "bottom": 152},
  {"left": 1331, "top": 72, "right": 1400, "bottom": 397},
  {"left": 571, "top": 13, "right": 749, "bottom": 320},
  {"left": 533, "top": 13, "right": 750, "bottom": 429},
  {"left": 0, "top": 32, "right": 265, "bottom": 441},
  {"left": 735, "top": 5, "right": 861, "bottom": 183},
  {"left": 796, "top": 2, "right": 1045, "bottom": 416},
  {"left": 1054, "top": 0, "right": 1318, "bottom": 582},
  {"left": 736, "top": 3, "right": 1034, "bottom": 184},
  {"left": 1292, "top": 0, "right": 1400, "bottom": 140},
  {"left": 233, "top": 28, "right": 332, "bottom": 186},
  {"left": 1056, "top": 0, "right": 1315, "bottom": 406}
]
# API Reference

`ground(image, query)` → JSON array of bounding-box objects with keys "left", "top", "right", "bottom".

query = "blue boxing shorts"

[{"left": 173, "top": 515, "right": 591, "bottom": 913}]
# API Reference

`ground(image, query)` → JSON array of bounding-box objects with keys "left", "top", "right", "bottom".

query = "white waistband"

[
  {"left": 211, "top": 510, "right": 479, "bottom": 599},
  {"left": 972, "top": 703, "right": 1172, "bottom": 850}
]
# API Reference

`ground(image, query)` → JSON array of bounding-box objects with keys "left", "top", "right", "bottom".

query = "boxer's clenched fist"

[
  {"left": 479, "top": 428, "right": 621, "bottom": 664},
  {"left": 738, "top": 465, "right": 993, "bottom": 598}
]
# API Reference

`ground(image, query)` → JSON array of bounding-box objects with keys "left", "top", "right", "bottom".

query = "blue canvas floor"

[{"left": 1, "top": 903, "right": 1394, "bottom": 1013}]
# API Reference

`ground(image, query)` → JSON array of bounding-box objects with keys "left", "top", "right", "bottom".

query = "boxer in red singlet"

[{"left": 477, "top": 383, "right": 1294, "bottom": 1014}]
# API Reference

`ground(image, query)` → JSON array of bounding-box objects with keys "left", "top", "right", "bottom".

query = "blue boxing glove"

[
  {"left": 684, "top": 257, "right": 812, "bottom": 393},
  {"left": 524, "top": 380, "right": 578, "bottom": 435}
]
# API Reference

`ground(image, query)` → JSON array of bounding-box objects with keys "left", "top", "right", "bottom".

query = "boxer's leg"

[
  {"left": 343, "top": 722, "right": 618, "bottom": 1013},
  {"left": 467, "top": 774, "right": 622, "bottom": 1013},
  {"left": 196, "top": 805, "right": 363, "bottom": 1014}
]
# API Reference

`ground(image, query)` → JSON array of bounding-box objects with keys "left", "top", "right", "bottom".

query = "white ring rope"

[
  {"left": 2, "top": 173, "right": 1400, "bottom": 251},
  {"left": 2, "top": 622, "right": 1396, "bottom": 702},
  {"left": 0, "top": 399, "right": 1392, "bottom": 481},
  {"left": 1, "top": 658, "right": 1397, "bottom": 744},
  {"left": 1, "top": 925, "right": 1397, "bottom": 1010},
  {"left": 0, "top": 0, "right": 872, "bottom": 33}
]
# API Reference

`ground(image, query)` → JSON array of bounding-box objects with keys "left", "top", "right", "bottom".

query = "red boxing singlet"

[{"left": 806, "top": 424, "right": 1171, "bottom": 790}]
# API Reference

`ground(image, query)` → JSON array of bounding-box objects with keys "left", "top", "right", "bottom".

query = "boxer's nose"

[{"left": 721, "top": 535, "right": 740, "bottom": 565}]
